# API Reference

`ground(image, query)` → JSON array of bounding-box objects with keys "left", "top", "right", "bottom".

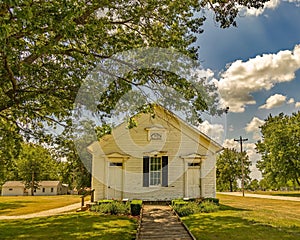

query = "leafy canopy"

[
  {"left": 256, "top": 112, "right": 300, "bottom": 187},
  {"left": 216, "top": 148, "right": 251, "bottom": 192},
  {"left": 0, "top": 0, "right": 270, "bottom": 183}
]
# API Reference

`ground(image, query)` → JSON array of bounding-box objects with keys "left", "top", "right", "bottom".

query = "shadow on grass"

[
  {"left": 0, "top": 201, "right": 33, "bottom": 215},
  {"left": 0, "top": 212, "right": 137, "bottom": 240},
  {"left": 272, "top": 193, "right": 300, "bottom": 197},
  {"left": 219, "top": 204, "right": 248, "bottom": 211},
  {"left": 183, "top": 212, "right": 300, "bottom": 240}
]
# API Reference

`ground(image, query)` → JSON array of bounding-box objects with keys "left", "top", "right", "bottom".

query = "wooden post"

[
  {"left": 91, "top": 190, "right": 94, "bottom": 203},
  {"left": 81, "top": 196, "right": 84, "bottom": 207}
]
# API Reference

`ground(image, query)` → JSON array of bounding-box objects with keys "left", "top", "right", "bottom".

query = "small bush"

[
  {"left": 172, "top": 200, "right": 189, "bottom": 207},
  {"left": 91, "top": 201, "right": 130, "bottom": 215},
  {"left": 130, "top": 200, "right": 142, "bottom": 216},
  {"left": 199, "top": 201, "right": 219, "bottom": 213},
  {"left": 173, "top": 202, "right": 200, "bottom": 217},
  {"left": 172, "top": 199, "right": 219, "bottom": 216},
  {"left": 203, "top": 198, "right": 219, "bottom": 206},
  {"left": 97, "top": 200, "right": 114, "bottom": 205}
]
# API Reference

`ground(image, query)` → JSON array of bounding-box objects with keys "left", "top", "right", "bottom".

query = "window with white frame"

[
  {"left": 150, "top": 156, "right": 162, "bottom": 186},
  {"left": 143, "top": 155, "right": 168, "bottom": 187}
]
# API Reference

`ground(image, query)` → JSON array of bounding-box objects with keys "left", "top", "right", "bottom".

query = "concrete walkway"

[
  {"left": 137, "top": 205, "right": 194, "bottom": 240},
  {"left": 218, "top": 192, "right": 300, "bottom": 202},
  {"left": 0, "top": 202, "right": 81, "bottom": 220}
]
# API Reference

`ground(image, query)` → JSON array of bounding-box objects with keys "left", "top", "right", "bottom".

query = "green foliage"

[
  {"left": 91, "top": 201, "right": 130, "bottom": 215},
  {"left": 217, "top": 148, "right": 251, "bottom": 192},
  {"left": 256, "top": 112, "right": 300, "bottom": 187},
  {"left": 246, "top": 179, "right": 260, "bottom": 191},
  {"left": 130, "top": 200, "right": 143, "bottom": 216},
  {"left": 0, "top": 0, "right": 270, "bottom": 188},
  {"left": 97, "top": 200, "right": 114, "bottom": 205},
  {"left": 173, "top": 202, "right": 199, "bottom": 217},
  {"left": 171, "top": 199, "right": 189, "bottom": 207},
  {"left": 11, "top": 142, "right": 60, "bottom": 195},
  {"left": 173, "top": 201, "right": 219, "bottom": 217},
  {"left": 199, "top": 201, "right": 220, "bottom": 213},
  {"left": 203, "top": 197, "right": 220, "bottom": 206}
]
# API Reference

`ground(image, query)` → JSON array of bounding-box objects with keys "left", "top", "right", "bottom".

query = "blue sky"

[{"left": 195, "top": 1, "right": 300, "bottom": 178}]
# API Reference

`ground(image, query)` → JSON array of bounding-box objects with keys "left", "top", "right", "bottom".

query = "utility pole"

[{"left": 234, "top": 136, "right": 248, "bottom": 197}]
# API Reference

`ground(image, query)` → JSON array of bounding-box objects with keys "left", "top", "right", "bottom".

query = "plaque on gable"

[
  {"left": 145, "top": 125, "right": 166, "bottom": 141},
  {"left": 150, "top": 132, "right": 162, "bottom": 140}
]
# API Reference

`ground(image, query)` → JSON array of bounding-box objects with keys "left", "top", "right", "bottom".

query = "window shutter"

[
  {"left": 143, "top": 156, "right": 150, "bottom": 187},
  {"left": 162, "top": 156, "right": 168, "bottom": 187}
]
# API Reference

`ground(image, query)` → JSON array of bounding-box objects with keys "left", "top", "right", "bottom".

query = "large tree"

[
  {"left": 216, "top": 148, "right": 251, "bottom": 192},
  {"left": 0, "top": 0, "right": 269, "bottom": 181},
  {"left": 256, "top": 112, "right": 300, "bottom": 187},
  {"left": 13, "top": 142, "right": 59, "bottom": 195}
]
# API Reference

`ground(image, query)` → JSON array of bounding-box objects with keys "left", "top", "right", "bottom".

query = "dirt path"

[
  {"left": 218, "top": 192, "right": 300, "bottom": 201},
  {"left": 0, "top": 202, "right": 81, "bottom": 220}
]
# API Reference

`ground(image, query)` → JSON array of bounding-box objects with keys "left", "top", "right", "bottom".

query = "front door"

[
  {"left": 107, "top": 162, "right": 123, "bottom": 199},
  {"left": 187, "top": 166, "right": 201, "bottom": 198}
]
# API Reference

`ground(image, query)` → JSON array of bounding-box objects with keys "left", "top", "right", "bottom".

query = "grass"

[
  {"left": 0, "top": 195, "right": 81, "bottom": 216},
  {"left": 182, "top": 194, "right": 300, "bottom": 240},
  {"left": 248, "top": 191, "right": 300, "bottom": 198},
  {"left": 0, "top": 211, "right": 137, "bottom": 239}
]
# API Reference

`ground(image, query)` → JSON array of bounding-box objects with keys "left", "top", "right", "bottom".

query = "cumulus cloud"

[
  {"left": 244, "top": 143, "right": 262, "bottom": 179},
  {"left": 288, "top": 98, "right": 295, "bottom": 104},
  {"left": 296, "top": 102, "right": 300, "bottom": 108},
  {"left": 242, "top": 0, "right": 280, "bottom": 16},
  {"left": 222, "top": 139, "right": 239, "bottom": 149},
  {"left": 218, "top": 44, "right": 300, "bottom": 112},
  {"left": 197, "top": 120, "right": 224, "bottom": 144},
  {"left": 245, "top": 117, "right": 265, "bottom": 133},
  {"left": 259, "top": 94, "right": 286, "bottom": 109},
  {"left": 245, "top": 117, "right": 264, "bottom": 140}
]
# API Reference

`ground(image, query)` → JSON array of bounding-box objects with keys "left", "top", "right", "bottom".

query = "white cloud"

[
  {"left": 259, "top": 94, "right": 287, "bottom": 109},
  {"left": 244, "top": 143, "right": 262, "bottom": 180},
  {"left": 198, "top": 120, "right": 224, "bottom": 144},
  {"left": 245, "top": 117, "right": 265, "bottom": 132},
  {"left": 296, "top": 102, "right": 300, "bottom": 108},
  {"left": 245, "top": 117, "right": 264, "bottom": 140},
  {"left": 288, "top": 98, "right": 295, "bottom": 104},
  {"left": 242, "top": 0, "right": 280, "bottom": 16},
  {"left": 218, "top": 44, "right": 300, "bottom": 112},
  {"left": 222, "top": 139, "right": 239, "bottom": 149}
]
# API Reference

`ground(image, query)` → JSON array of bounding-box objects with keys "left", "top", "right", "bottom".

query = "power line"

[{"left": 234, "top": 136, "right": 248, "bottom": 197}]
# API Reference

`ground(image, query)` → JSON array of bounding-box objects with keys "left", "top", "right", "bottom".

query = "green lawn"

[
  {"left": 248, "top": 191, "right": 300, "bottom": 198},
  {"left": 182, "top": 194, "right": 300, "bottom": 240},
  {"left": 0, "top": 212, "right": 137, "bottom": 239},
  {"left": 0, "top": 195, "right": 81, "bottom": 216}
]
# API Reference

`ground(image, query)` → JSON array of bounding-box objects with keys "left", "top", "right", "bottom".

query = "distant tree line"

[{"left": 217, "top": 111, "right": 300, "bottom": 192}]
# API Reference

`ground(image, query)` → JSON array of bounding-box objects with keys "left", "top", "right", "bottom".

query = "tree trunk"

[
  {"left": 229, "top": 180, "right": 233, "bottom": 192},
  {"left": 31, "top": 171, "right": 34, "bottom": 196}
]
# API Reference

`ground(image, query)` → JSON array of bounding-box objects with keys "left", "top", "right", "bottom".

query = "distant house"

[
  {"left": 1, "top": 181, "right": 68, "bottom": 196},
  {"left": 87, "top": 105, "right": 222, "bottom": 201},
  {"left": 1, "top": 181, "right": 26, "bottom": 196},
  {"left": 33, "top": 181, "right": 68, "bottom": 196}
]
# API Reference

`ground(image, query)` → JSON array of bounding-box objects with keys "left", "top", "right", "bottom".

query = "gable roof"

[
  {"left": 154, "top": 104, "right": 223, "bottom": 152},
  {"left": 88, "top": 104, "right": 223, "bottom": 153},
  {"left": 2, "top": 181, "right": 24, "bottom": 188},
  {"left": 39, "top": 181, "right": 61, "bottom": 187},
  {"left": 2, "top": 181, "right": 61, "bottom": 188}
]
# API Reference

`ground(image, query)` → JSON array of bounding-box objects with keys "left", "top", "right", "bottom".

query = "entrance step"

[{"left": 137, "top": 205, "right": 194, "bottom": 240}]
